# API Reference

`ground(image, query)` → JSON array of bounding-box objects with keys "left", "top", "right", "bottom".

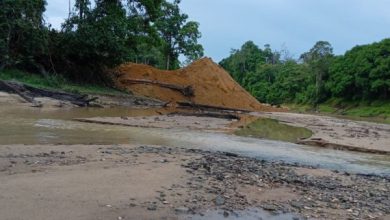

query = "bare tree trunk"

[
  {"left": 122, "top": 79, "right": 194, "bottom": 97},
  {"left": 166, "top": 55, "right": 170, "bottom": 70},
  {"left": 68, "top": 0, "right": 72, "bottom": 19}
]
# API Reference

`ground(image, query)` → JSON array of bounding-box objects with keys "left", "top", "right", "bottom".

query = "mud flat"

[
  {"left": 74, "top": 114, "right": 238, "bottom": 132},
  {"left": 0, "top": 144, "right": 389, "bottom": 220},
  {"left": 254, "top": 112, "right": 390, "bottom": 154}
]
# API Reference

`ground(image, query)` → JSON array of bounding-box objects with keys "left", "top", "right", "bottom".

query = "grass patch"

[
  {"left": 235, "top": 118, "right": 312, "bottom": 142},
  {"left": 318, "top": 104, "right": 337, "bottom": 113},
  {"left": 282, "top": 103, "right": 313, "bottom": 113},
  {"left": 283, "top": 99, "right": 390, "bottom": 124},
  {"left": 0, "top": 69, "right": 126, "bottom": 96}
]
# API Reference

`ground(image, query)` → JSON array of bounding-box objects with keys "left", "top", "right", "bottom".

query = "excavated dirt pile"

[{"left": 113, "top": 58, "right": 277, "bottom": 112}]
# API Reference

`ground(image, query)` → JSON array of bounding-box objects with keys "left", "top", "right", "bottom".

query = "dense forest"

[
  {"left": 0, "top": 0, "right": 203, "bottom": 82},
  {"left": 1, "top": 0, "right": 389, "bottom": 109},
  {"left": 220, "top": 39, "right": 390, "bottom": 106}
]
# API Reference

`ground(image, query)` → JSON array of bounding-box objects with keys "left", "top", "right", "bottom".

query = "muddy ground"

[
  {"left": 0, "top": 90, "right": 165, "bottom": 109},
  {"left": 1, "top": 91, "right": 390, "bottom": 219},
  {"left": 0, "top": 144, "right": 389, "bottom": 220}
]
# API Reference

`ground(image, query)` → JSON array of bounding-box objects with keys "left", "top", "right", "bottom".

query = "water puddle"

[
  {"left": 0, "top": 106, "right": 389, "bottom": 175},
  {"left": 185, "top": 208, "right": 302, "bottom": 220},
  {"left": 235, "top": 118, "right": 312, "bottom": 142}
]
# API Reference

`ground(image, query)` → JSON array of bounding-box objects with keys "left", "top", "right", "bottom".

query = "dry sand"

[{"left": 0, "top": 144, "right": 388, "bottom": 220}]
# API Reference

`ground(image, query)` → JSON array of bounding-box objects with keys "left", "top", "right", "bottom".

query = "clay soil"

[{"left": 113, "top": 58, "right": 279, "bottom": 112}]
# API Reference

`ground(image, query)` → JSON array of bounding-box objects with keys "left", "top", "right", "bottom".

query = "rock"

[
  {"left": 216, "top": 173, "right": 224, "bottom": 181},
  {"left": 175, "top": 206, "right": 190, "bottom": 214},
  {"left": 215, "top": 195, "right": 225, "bottom": 206},
  {"left": 291, "top": 201, "right": 304, "bottom": 209},
  {"left": 262, "top": 204, "right": 278, "bottom": 211},
  {"left": 147, "top": 204, "right": 157, "bottom": 211},
  {"left": 224, "top": 152, "right": 238, "bottom": 157}
]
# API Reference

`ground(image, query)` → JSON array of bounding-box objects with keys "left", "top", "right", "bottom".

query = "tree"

[
  {"left": 327, "top": 38, "right": 390, "bottom": 100},
  {"left": 75, "top": 0, "right": 91, "bottom": 19},
  {"left": 155, "top": 0, "right": 203, "bottom": 69},
  {"left": 300, "top": 41, "right": 334, "bottom": 105},
  {"left": 220, "top": 41, "right": 266, "bottom": 84},
  {"left": 0, "top": 0, "right": 48, "bottom": 72},
  {"left": 55, "top": 0, "right": 131, "bottom": 82}
]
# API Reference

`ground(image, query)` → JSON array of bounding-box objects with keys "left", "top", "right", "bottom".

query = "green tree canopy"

[
  {"left": 0, "top": 0, "right": 48, "bottom": 72},
  {"left": 155, "top": 0, "right": 204, "bottom": 69}
]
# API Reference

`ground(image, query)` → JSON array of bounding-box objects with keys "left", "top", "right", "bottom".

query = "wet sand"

[
  {"left": 255, "top": 112, "right": 390, "bottom": 154},
  {"left": 74, "top": 114, "right": 237, "bottom": 132}
]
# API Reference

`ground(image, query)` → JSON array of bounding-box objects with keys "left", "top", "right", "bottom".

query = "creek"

[{"left": 0, "top": 106, "right": 389, "bottom": 176}]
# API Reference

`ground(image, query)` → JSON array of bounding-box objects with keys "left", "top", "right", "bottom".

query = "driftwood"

[
  {"left": 0, "top": 80, "right": 98, "bottom": 107},
  {"left": 0, "top": 80, "right": 37, "bottom": 104},
  {"left": 177, "top": 101, "right": 251, "bottom": 113},
  {"left": 297, "top": 138, "right": 390, "bottom": 155},
  {"left": 168, "top": 111, "right": 240, "bottom": 120},
  {"left": 122, "top": 79, "right": 194, "bottom": 97}
]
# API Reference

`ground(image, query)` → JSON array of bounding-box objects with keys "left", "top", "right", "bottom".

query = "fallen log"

[
  {"left": 168, "top": 111, "right": 240, "bottom": 120},
  {"left": 0, "top": 80, "right": 39, "bottom": 105},
  {"left": 176, "top": 101, "right": 251, "bottom": 113},
  {"left": 0, "top": 80, "right": 98, "bottom": 107},
  {"left": 297, "top": 138, "right": 390, "bottom": 155},
  {"left": 121, "top": 79, "right": 194, "bottom": 97}
]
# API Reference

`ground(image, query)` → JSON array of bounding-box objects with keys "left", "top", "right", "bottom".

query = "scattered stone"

[
  {"left": 147, "top": 204, "right": 157, "bottom": 211},
  {"left": 215, "top": 195, "right": 225, "bottom": 206},
  {"left": 262, "top": 204, "right": 278, "bottom": 211},
  {"left": 175, "top": 206, "right": 190, "bottom": 214}
]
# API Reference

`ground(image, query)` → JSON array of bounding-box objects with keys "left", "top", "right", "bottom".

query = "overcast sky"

[{"left": 46, "top": 0, "right": 390, "bottom": 62}]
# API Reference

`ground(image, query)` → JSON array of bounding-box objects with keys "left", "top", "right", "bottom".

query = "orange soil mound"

[{"left": 113, "top": 58, "right": 278, "bottom": 112}]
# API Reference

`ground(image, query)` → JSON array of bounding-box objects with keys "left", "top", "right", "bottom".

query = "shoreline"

[
  {"left": 0, "top": 90, "right": 389, "bottom": 219},
  {"left": 255, "top": 112, "right": 390, "bottom": 155}
]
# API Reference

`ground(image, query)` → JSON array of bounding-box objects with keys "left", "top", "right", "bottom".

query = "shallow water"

[
  {"left": 235, "top": 118, "right": 312, "bottom": 142},
  {"left": 185, "top": 208, "right": 302, "bottom": 220},
  {"left": 0, "top": 106, "right": 389, "bottom": 175}
]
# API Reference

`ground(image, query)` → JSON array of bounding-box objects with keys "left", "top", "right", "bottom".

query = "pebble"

[
  {"left": 215, "top": 195, "right": 225, "bottom": 206},
  {"left": 175, "top": 206, "right": 190, "bottom": 214},
  {"left": 147, "top": 204, "right": 157, "bottom": 211}
]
